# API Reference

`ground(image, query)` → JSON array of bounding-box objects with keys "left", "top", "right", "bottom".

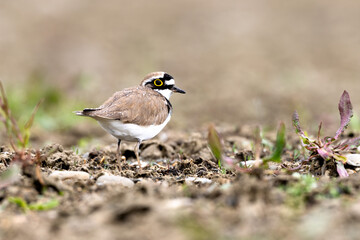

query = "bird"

[{"left": 75, "top": 72, "right": 185, "bottom": 170}]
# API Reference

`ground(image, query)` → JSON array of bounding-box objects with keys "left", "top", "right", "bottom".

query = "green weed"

[
  {"left": 208, "top": 124, "right": 223, "bottom": 168},
  {"left": 0, "top": 80, "right": 46, "bottom": 192},
  {"left": 8, "top": 197, "right": 59, "bottom": 212},
  {"left": 207, "top": 123, "right": 286, "bottom": 171},
  {"left": 263, "top": 122, "right": 286, "bottom": 164},
  {"left": 293, "top": 91, "right": 360, "bottom": 177}
]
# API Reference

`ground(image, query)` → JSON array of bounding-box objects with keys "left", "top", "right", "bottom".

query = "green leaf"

[
  {"left": 334, "top": 154, "right": 347, "bottom": 163},
  {"left": 29, "top": 199, "right": 59, "bottom": 211},
  {"left": 264, "top": 122, "right": 286, "bottom": 163},
  {"left": 8, "top": 197, "right": 29, "bottom": 212},
  {"left": 8, "top": 197, "right": 59, "bottom": 212},
  {"left": 207, "top": 124, "right": 223, "bottom": 168}
]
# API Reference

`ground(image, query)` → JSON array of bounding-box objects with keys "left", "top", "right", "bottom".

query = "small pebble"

[
  {"left": 129, "top": 161, "right": 149, "bottom": 168},
  {"left": 292, "top": 172, "right": 302, "bottom": 178},
  {"left": 239, "top": 160, "right": 263, "bottom": 167},
  {"left": 268, "top": 163, "right": 278, "bottom": 170},
  {"left": 185, "top": 177, "right": 212, "bottom": 184},
  {"left": 49, "top": 170, "right": 90, "bottom": 181},
  {"left": 162, "top": 198, "right": 192, "bottom": 210},
  {"left": 96, "top": 174, "right": 134, "bottom": 188},
  {"left": 346, "top": 154, "right": 360, "bottom": 167}
]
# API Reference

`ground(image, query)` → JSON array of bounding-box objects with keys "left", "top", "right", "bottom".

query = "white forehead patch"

[{"left": 166, "top": 79, "right": 175, "bottom": 85}]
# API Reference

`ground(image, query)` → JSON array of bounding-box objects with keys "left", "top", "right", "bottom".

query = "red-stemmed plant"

[
  {"left": 293, "top": 91, "right": 360, "bottom": 177},
  {"left": 0, "top": 81, "right": 44, "bottom": 190}
]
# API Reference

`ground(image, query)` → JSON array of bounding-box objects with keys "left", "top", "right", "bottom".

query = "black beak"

[{"left": 172, "top": 86, "right": 186, "bottom": 94}]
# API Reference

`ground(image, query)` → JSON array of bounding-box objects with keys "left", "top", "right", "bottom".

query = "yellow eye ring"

[{"left": 154, "top": 79, "right": 163, "bottom": 87}]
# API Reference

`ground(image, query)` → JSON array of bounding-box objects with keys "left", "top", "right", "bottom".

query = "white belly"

[{"left": 97, "top": 114, "right": 171, "bottom": 141}]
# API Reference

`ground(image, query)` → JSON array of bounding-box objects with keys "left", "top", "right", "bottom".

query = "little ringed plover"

[{"left": 75, "top": 72, "right": 185, "bottom": 169}]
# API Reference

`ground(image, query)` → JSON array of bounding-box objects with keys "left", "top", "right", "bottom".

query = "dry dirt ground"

[{"left": 2, "top": 126, "right": 360, "bottom": 240}]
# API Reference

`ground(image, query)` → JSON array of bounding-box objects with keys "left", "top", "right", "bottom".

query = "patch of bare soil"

[{"left": 1, "top": 127, "right": 360, "bottom": 240}]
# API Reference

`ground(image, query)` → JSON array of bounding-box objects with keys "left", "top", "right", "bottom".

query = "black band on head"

[{"left": 163, "top": 73, "right": 173, "bottom": 80}]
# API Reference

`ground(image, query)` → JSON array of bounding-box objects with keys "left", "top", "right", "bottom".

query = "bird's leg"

[
  {"left": 134, "top": 140, "right": 142, "bottom": 170},
  {"left": 117, "top": 139, "right": 122, "bottom": 171}
]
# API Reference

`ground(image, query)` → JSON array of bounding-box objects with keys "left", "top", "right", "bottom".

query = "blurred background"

[{"left": 1, "top": 0, "right": 360, "bottom": 146}]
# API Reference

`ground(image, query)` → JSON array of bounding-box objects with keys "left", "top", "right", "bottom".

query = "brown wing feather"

[{"left": 82, "top": 87, "right": 170, "bottom": 126}]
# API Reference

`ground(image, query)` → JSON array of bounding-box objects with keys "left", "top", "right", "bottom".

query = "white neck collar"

[{"left": 155, "top": 89, "right": 173, "bottom": 100}]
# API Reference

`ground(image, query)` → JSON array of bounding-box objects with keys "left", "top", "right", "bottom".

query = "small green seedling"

[
  {"left": 207, "top": 124, "right": 223, "bottom": 168},
  {"left": 207, "top": 123, "right": 286, "bottom": 170},
  {"left": 0, "top": 81, "right": 47, "bottom": 192},
  {"left": 8, "top": 197, "right": 59, "bottom": 212},
  {"left": 207, "top": 124, "right": 235, "bottom": 171},
  {"left": 263, "top": 122, "right": 286, "bottom": 164},
  {"left": 293, "top": 91, "right": 360, "bottom": 177}
]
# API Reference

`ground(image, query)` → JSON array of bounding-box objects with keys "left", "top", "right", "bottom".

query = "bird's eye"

[{"left": 154, "top": 79, "right": 163, "bottom": 87}]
